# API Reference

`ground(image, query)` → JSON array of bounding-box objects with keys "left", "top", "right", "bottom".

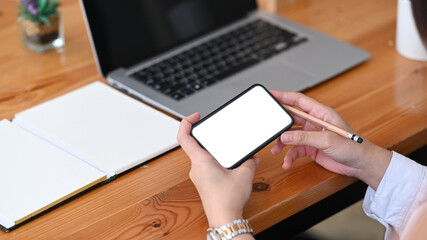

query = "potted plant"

[{"left": 17, "top": 0, "right": 64, "bottom": 53}]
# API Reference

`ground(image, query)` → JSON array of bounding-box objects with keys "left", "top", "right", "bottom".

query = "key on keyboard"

[{"left": 131, "top": 19, "right": 307, "bottom": 101}]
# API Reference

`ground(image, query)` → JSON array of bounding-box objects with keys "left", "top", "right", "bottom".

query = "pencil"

[{"left": 283, "top": 105, "right": 363, "bottom": 144}]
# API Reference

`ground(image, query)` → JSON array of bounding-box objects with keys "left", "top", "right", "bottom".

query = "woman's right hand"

[{"left": 270, "top": 91, "right": 392, "bottom": 190}]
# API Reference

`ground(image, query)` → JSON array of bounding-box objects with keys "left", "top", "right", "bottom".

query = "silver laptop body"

[{"left": 81, "top": 0, "right": 370, "bottom": 118}]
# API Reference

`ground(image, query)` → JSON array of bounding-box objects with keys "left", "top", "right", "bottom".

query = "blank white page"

[
  {"left": 0, "top": 120, "right": 106, "bottom": 229},
  {"left": 14, "top": 82, "right": 180, "bottom": 176}
]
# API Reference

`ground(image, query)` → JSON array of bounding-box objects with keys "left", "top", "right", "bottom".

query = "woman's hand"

[
  {"left": 270, "top": 91, "right": 392, "bottom": 190},
  {"left": 177, "top": 113, "right": 259, "bottom": 228}
]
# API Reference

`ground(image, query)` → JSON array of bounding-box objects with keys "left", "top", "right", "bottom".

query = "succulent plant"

[{"left": 17, "top": 0, "right": 60, "bottom": 25}]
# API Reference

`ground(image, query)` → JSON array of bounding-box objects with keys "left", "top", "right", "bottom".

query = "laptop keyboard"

[{"left": 130, "top": 19, "right": 308, "bottom": 101}]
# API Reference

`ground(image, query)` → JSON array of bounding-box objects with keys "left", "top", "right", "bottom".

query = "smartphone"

[{"left": 191, "top": 84, "right": 294, "bottom": 169}]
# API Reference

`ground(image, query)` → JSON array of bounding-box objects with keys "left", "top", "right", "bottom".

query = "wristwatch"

[{"left": 206, "top": 219, "right": 253, "bottom": 240}]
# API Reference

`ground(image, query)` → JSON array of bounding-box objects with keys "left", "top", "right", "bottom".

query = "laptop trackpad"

[{"left": 233, "top": 61, "right": 317, "bottom": 92}]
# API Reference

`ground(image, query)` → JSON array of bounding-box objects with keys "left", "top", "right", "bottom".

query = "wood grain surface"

[{"left": 0, "top": 0, "right": 426, "bottom": 239}]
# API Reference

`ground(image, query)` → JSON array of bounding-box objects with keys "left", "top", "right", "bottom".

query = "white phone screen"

[{"left": 191, "top": 84, "right": 293, "bottom": 169}]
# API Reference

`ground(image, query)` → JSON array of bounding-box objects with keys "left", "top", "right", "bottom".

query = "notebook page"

[
  {"left": 0, "top": 120, "right": 107, "bottom": 230},
  {"left": 13, "top": 82, "right": 180, "bottom": 176}
]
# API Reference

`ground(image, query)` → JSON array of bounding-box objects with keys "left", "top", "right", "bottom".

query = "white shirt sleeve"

[{"left": 363, "top": 151, "right": 427, "bottom": 240}]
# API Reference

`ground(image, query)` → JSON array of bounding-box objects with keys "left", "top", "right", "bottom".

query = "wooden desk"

[{"left": 1, "top": 0, "right": 426, "bottom": 239}]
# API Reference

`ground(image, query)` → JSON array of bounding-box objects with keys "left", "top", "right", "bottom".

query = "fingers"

[
  {"left": 280, "top": 130, "right": 341, "bottom": 170},
  {"left": 177, "top": 113, "right": 210, "bottom": 160},
  {"left": 270, "top": 91, "right": 323, "bottom": 115},
  {"left": 177, "top": 112, "right": 200, "bottom": 146},
  {"left": 282, "top": 146, "right": 307, "bottom": 169},
  {"left": 271, "top": 138, "right": 285, "bottom": 155},
  {"left": 280, "top": 130, "right": 335, "bottom": 169},
  {"left": 244, "top": 157, "right": 260, "bottom": 172},
  {"left": 280, "top": 130, "right": 338, "bottom": 150},
  {"left": 271, "top": 126, "right": 320, "bottom": 156},
  {"left": 182, "top": 112, "right": 201, "bottom": 126},
  {"left": 235, "top": 157, "right": 259, "bottom": 179},
  {"left": 270, "top": 91, "right": 342, "bottom": 125}
]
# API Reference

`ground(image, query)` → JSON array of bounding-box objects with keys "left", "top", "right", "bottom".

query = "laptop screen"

[{"left": 81, "top": 0, "right": 257, "bottom": 76}]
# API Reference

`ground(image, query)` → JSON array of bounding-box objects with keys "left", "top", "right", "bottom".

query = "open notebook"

[{"left": 0, "top": 81, "right": 180, "bottom": 232}]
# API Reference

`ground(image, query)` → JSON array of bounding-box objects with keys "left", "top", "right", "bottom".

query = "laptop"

[{"left": 80, "top": 0, "right": 370, "bottom": 118}]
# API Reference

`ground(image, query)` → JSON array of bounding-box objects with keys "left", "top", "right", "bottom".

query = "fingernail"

[
  {"left": 282, "top": 162, "right": 287, "bottom": 170},
  {"left": 282, "top": 160, "right": 290, "bottom": 170},
  {"left": 281, "top": 133, "right": 292, "bottom": 143}
]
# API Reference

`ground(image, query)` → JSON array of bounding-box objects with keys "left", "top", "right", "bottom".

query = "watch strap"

[{"left": 207, "top": 219, "right": 253, "bottom": 240}]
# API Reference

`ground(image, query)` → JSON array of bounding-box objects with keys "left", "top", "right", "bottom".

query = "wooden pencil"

[{"left": 283, "top": 105, "right": 363, "bottom": 144}]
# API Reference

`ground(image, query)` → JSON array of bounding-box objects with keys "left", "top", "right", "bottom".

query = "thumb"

[{"left": 236, "top": 157, "right": 259, "bottom": 177}]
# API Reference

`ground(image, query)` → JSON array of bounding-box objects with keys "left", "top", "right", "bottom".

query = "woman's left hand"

[{"left": 177, "top": 112, "right": 259, "bottom": 227}]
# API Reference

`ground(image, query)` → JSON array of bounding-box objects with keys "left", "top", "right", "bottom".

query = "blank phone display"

[{"left": 191, "top": 84, "right": 293, "bottom": 168}]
